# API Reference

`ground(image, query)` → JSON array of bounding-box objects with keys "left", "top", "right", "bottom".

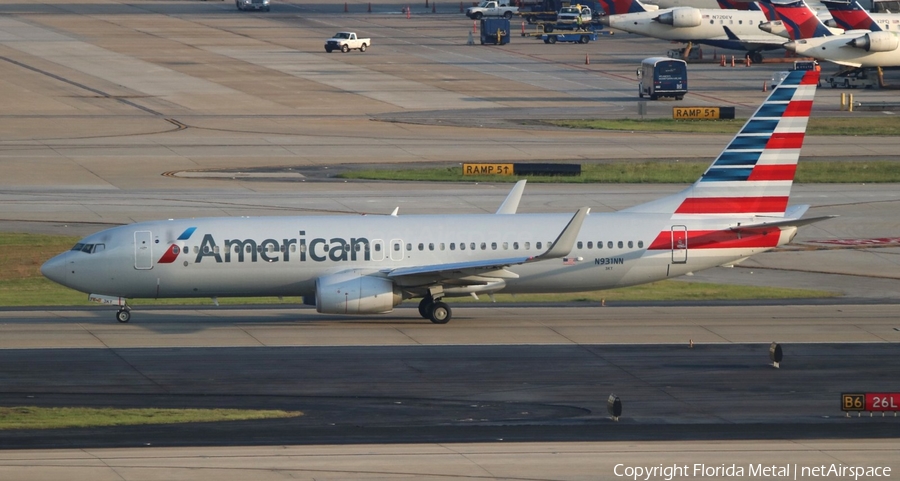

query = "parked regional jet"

[
  {"left": 597, "top": 0, "right": 788, "bottom": 62},
  {"left": 772, "top": 0, "right": 900, "bottom": 67},
  {"left": 42, "top": 71, "right": 830, "bottom": 325}
]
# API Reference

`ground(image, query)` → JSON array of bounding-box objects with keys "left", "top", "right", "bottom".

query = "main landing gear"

[
  {"left": 418, "top": 295, "right": 452, "bottom": 324},
  {"left": 116, "top": 306, "right": 131, "bottom": 323}
]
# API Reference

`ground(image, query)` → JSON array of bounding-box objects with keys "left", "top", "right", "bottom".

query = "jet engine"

[
  {"left": 847, "top": 31, "right": 900, "bottom": 52},
  {"left": 654, "top": 8, "right": 702, "bottom": 28},
  {"left": 315, "top": 271, "right": 402, "bottom": 314}
]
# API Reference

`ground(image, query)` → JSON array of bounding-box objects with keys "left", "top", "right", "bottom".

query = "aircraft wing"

[
  {"left": 495, "top": 180, "right": 527, "bottom": 214},
  {"left": 722, "top": 25, "right": 787, "bottom": 46},
  {"left": 384, "top": 207, "right": 589, "bottom": 283}
]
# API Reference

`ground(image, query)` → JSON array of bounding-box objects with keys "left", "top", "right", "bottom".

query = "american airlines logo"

[{"left": 188, "top": 231, "right": 372, "bottom": 264}]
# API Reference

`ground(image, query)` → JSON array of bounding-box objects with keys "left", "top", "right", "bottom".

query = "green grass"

[
  {"left": 544, "top": 117, "right": 900, "bottom": 136},
  {"left": 0, "top": 406, "right": 302, "bottom": 430},
  {"left": 0, "top": 232, "right": 835, "bottom": 306},
  {"left": 338, "top": 160, "right": 900, "bottom": 184},
  {"left": 449, "top": 280, "right": 834, "bottom": 302}
]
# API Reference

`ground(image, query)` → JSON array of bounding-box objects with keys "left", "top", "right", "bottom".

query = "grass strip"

[
  {"left": 338, "top": 160, "right": 900, "bottom": 184},
  {"left": 0, "top": 406, "right": 301, "bottom": 430},
  {"left": 544, "top": 117, "right": 900, "bottom": 136},
  {"left": 449, "top": 281, "right": 835, "bottom": 303}
]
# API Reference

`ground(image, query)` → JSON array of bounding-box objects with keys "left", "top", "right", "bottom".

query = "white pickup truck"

[
  {"left": 465, "top": 0, "right": 518, "bottom": 19},
  {"left": 324, "top": 32, "right": 370, "bottom": 53},
  {"left": 557, "top": 5, "right": 593, "bottom": 26}
]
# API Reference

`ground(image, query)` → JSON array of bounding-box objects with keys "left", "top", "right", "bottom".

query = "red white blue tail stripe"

[{"left": 674, "top": 69, "right": 819, "bottom": 218}]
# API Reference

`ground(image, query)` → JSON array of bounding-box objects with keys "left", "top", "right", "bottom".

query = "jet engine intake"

[
  {"left": 847, "top": 31, "right": 899, "bottom": 52},
  {"left": 315, "top": 271, "right": 401, "bottom": 314},
  {"left": 654, "top": 8, "right": 702, "bottom": 28}
]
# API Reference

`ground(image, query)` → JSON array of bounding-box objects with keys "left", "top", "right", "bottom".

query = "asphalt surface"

[{"left": 2, "top": 341, "right": 898, "bottom": 449}]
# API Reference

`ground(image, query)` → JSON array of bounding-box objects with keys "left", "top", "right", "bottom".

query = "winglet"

[
  {"left": 532, "top": 207, "right": 590, "bottom": 261},
  {"left": 496, "top": 180, "right": 527, "bottom": 215},
  {"left": 390, "top": 207, "right": 399, "bottom": 217}
]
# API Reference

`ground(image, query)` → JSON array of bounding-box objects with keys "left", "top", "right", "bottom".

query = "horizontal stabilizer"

[{"left": 729, "top": 215, "right": 836, "bottom": 231}]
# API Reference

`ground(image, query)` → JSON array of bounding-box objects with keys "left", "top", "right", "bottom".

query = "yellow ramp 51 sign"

[
  {"left": 463, "top": 163, "right": 514, "bottom": 176},
  {"left": 674, "top": 107, "right": 721, "bottom": 119},
  {"left": 673, "top": 107, "right": 735, "bottom": 120}
]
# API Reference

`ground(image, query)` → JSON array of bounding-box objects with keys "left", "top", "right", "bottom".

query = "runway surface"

[{"left": 1, "top": 304, "right": 898, "bottom": 450}]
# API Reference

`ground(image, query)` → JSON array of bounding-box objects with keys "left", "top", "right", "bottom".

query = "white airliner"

[
  {"left": 773, "top": 0, "right": 900, "bottom": 67},
  {"left": 42, "top": 70, "right": 830, "bottom": 325},
  {"left": 597, "top": 0, "right": 788, "bottom": 62}
]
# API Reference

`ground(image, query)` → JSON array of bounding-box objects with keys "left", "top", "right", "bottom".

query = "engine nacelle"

[
  {"left": 315, "top": 271, "right": 401, "bottom": 314},
  {"left": 655, "top": 8, "right": 702, "bottom": 28},
  {"left": 847, "top": 31, "right": 900, "bottom": 52}
]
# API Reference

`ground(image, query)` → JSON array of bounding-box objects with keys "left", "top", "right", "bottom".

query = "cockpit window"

[{"left": 72, "top": 243, "right": 105, "bottom": 254}]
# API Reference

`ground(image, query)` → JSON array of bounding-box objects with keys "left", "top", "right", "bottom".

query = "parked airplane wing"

[{"left": 385, "top": 207, "right": 589, "bottom": 280}]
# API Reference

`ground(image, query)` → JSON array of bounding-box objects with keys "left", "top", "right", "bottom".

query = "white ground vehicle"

[
  {"left": 771, "top": 71, "right": 791, "bottom": 88},
  {"left": 466, "top": 1, "right": 518, "bottom": 19},
  {"left": 557, "top": 5, "right": 593, "bottom": 26},
  {"left": 236, "top": 0, "right": 269, "bottom": 11},
  {"left": 324, "top": 32, "right": 371, "bottom": 53}
]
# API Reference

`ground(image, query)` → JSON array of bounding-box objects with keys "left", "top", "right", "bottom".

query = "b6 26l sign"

[{"left": 842, "top": 392, "right": 900, "bottom": 411}]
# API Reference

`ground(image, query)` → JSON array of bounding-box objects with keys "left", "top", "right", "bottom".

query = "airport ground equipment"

[
  {"left": 827, "top": 68, "right": 877, "bottom": 89},
  {"left": 637, "top": 57, "right": 687, "bottom": 100},
  {"left": 480, "top": 18, "right": 511, "bottom": 45},
  {"left": 236, "top": 0, "right": 270, "bottom": 11},
  {"left": 541, "top": 29, "right": 599, "bottom": 43}
]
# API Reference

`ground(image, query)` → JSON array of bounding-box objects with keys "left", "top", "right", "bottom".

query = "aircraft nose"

[{"left": 41, "top": 253, "right": 68, "bottom": 286}]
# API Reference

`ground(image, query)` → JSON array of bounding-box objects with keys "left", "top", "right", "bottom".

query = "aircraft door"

[
  {"left": 134, "top": 231, "right": 153, "bottom": 270},
  {"left": 671, "top": 225, "right": 687, "bottom": 264},
  {"left": 389, "top": 238, "right": 404, "bottom": 261}
]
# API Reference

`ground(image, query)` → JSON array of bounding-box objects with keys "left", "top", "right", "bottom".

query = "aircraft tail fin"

[
  {"left": 597, "top": 0, "right": 648, "bottom": 15},
  {"left": 623, "top": 70, "right": 820, "bottom": 218},
  {"left": 766, "top": 0, "right": 834, "bottom": 39},
  {"left": 822, "top": 0, "right": 883, "bottom": 31},
  {"left": 717, "top": 0, "right": 753, "bottom": 10}
]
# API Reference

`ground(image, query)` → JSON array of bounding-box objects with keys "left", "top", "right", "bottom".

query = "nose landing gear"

[{"left": 116, "top": 307, "right": 131, "bottom": 323}]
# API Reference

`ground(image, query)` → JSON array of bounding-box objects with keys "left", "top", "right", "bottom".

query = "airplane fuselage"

[
  {"left": 44, "top": 212, "right": 791, "bottom": 301},
  {"left": 603, "top": 8, "right": 785, "bottom": 48}
]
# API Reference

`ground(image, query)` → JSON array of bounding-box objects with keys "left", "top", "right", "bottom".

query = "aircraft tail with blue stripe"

[
  {"left": 822, "top": 0, "right": 883, "bottom": 31},
  {"left": 596, "top": 0, "right": 649, "bottom": 15},
  {"left": 625, "top": 69, "right": 822, "bottom": 222},
  {"left": 765, "top": 0, "right": 834, "bottom": 39}
]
